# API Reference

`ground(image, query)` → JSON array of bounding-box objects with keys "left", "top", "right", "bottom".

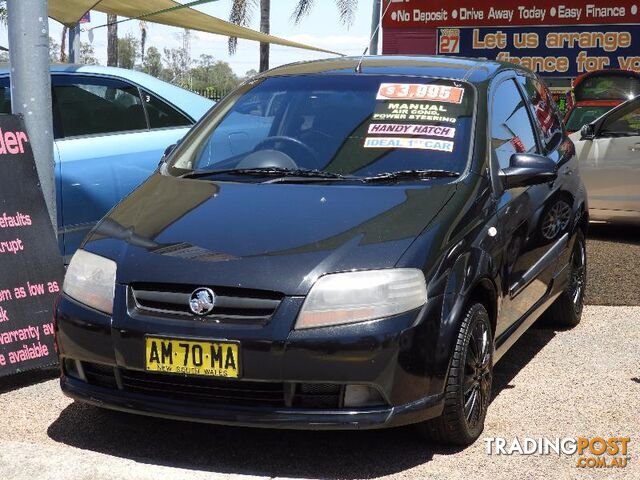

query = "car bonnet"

[{"left": 82, "top": 173, "right": 456, "bottom": 296}]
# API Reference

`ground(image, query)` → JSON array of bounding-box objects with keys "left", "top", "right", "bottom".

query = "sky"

[{"left": 1, "top": 0, "right": 375, "bottom": 76}]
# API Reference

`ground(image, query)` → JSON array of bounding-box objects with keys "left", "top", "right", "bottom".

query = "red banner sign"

[{"left": 382, "top": 0, "right": 639, "bottom": 28}]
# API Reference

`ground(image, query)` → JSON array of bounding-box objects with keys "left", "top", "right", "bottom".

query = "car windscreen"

[
  {"left": 565, "top": 105, "right": 614, "bottom": 131},
  {"left": 168, "top": 75, "right": 475, "bottom": 179},
  {"left": 574, "top": 73, "right": 640, "bottom": 102}
]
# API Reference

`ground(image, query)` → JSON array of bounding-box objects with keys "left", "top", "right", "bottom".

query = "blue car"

[{"left": 0, "top": 64, "right": 214, "bottom": 262}]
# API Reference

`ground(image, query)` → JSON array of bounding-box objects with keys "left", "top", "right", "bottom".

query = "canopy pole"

[
  {"left": 7, "top": 0, "right": 56, "bottom": 232},
  {"left": 369, "top": 0, "right": 381, "bottom": 55}
]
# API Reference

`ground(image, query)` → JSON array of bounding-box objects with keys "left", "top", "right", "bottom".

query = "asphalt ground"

[{"left": 1, "top": 225, "right": 639, "bottom": 480}]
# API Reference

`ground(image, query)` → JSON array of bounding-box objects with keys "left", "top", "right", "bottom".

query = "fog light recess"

[
  {"left": 63, "top": 358, "right": 85, "bottom": 381},
  {"left": 343, "top": 385, "right": 385, "bottom": 407}
]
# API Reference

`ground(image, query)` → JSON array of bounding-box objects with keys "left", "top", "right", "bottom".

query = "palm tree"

[
  {"left": 60, "top": 26, "right": 68, "bottom": 62},
  {"left": 107, "top": 14, "right": 118, "bottom": 66},
  {"left": 292, "top": 0, "right": 358, "bottom": 27},
  {"left": 228, "top": 0, "right": 270, "bottom": 73},
  {"left": 229, "top": 0, "right": 359, "bottom": 73},
  {"left": 139, "top": 20, "right": 148, "bottom": 64}
]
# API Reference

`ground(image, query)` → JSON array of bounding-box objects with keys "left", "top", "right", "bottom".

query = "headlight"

[
  {"left": 295, "top": 269, "right": 427, "bottom": 329},
  {"left": 63, "top": 249, "right": 117, "bottom": 314}
]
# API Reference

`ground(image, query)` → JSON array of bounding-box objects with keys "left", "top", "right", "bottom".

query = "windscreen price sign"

[{"left": 437, "top": 25, "right": 640, "bottom": 76}]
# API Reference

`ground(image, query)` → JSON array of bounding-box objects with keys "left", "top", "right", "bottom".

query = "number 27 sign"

[{"left": 439, "top": 28, "right": 461, "bottom": 54}]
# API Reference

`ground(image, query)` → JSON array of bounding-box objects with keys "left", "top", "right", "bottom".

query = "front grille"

[
  {"left": 80, "top": 362, "right": 343, "bottom": 409},
  {"left": 129, "top": 283, "right": 284, "bottom": 324},
  {"left": 294, "top": 383, "right": 343, "bottom": 408},
  {"left": 120, "top": 369, "right": 286, "bottom": 407}
]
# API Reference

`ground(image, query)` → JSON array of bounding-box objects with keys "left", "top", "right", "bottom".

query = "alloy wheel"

[
  {"left": 541, "top": 201, "right": 572, "bottom": 240},
  {"left": 567, "top": 237, "right": 586, "bottom": 314},
  {"left": 463, "top": 320, "right": 492, "bottom": 429}
]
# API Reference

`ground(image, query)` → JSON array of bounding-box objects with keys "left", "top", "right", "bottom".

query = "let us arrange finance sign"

[{"left": 0, "top": 115, "right": 64, "bottom": 376}]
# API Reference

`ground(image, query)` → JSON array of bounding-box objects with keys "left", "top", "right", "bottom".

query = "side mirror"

[
  {"left": 580, "top": 123, "right": 595, "bottom": 140},
  {"left": 158, "top": 143, "right": 177, "bottom": 167},
  {"left": 499, "top": 153, "right": 558, "bottom": 189}
]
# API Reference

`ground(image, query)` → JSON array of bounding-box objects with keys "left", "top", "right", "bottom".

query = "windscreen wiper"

[
  {"left": 180, "top": 167, "right": 347, "bottom": 181},
  {"left": 360, "top": 169, "right": 461, "bottom": 183}
]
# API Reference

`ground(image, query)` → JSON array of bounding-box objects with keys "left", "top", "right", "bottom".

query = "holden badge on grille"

[{"left": 189, "top": 288, "right": 216, "bottom": 315}]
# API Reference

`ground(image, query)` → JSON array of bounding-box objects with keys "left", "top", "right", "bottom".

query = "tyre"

[
  {"left": 542, "top": 229, "right": 586, "bottom": 328},
  {"left": 417, "top": 303, "right": 493, "bottom": 446}
]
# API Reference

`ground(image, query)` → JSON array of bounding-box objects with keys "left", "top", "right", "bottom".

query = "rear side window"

[
  {"left": 52, "top": 76, "right": 146, "bottom": 139},
  {"left": 141, "top": 90, "right": 192, "bottom": 129},
  {"left": 518, "top": 75, "right": 562, "bottom": 150},
  {"left": 0, "top": 79, "right": 11, "bottom": 114},
  {"left": 491, "top": 79, "right": 538, "bottom": 170}
]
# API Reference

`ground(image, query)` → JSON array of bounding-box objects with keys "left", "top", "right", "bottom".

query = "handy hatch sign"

[{"left": 0, "top": 115, "right": 64, "bottom": 376}]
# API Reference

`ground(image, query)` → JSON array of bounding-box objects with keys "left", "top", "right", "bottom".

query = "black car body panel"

[
  {"left": 55, "top": 55, "right": 588, "bottom": 431},
  {"left": 83, "top": 174, "right": 456, "bottom": 295}
]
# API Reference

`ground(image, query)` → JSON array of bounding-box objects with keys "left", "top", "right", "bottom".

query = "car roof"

[
  {"left": 256, "top": 55, "right": 530, "bottom": 84},
  {"left": 0, "top": 63, "right": 213, "bottom": 121}
]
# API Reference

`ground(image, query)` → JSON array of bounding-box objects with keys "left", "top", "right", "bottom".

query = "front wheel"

[{"left": 417, "top": 303, "right": 493, "bottom": 446}]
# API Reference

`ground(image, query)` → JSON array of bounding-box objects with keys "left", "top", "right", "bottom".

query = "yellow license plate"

[{"left": 145, "top": 337, "right": 240, "bottom": 378}]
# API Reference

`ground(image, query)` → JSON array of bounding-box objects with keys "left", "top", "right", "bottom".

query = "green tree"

[
  {"left": 80, "top": 42, "right": 99, "bottom": 65},
  {"left": 162, "top": 46, "right": 191, "bottom": 85},
  {"left": 49, "top": 37, "right": 60, "bottom": 63},
  {"left": 244, "top": 68, "right": 259, "bottom": 80},
  {"left": 191, "top": 55, "right": 240, "bottom": 92},
  {"left": 117, "top": 34, "right": 140, "bottom": 69},
  {"left": 143, "top": 46, "right": 162, "bottom": 78}
]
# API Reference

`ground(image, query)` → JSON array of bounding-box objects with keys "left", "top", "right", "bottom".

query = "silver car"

[{"left": 571, "top": 96, "right": 640, "bottom": 224}]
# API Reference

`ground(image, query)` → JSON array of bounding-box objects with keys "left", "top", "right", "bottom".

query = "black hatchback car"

[{"left": 56, "top": 56, "right": 587, "bottom": 446}]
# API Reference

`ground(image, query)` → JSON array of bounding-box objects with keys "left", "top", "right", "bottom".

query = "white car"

[{"left": 570, "top": 95, "right": 640, "bottom": 224}]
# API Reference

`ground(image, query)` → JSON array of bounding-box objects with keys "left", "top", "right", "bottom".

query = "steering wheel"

[{"left": 253, "top": 136, "right": 318, "bottom": 165}]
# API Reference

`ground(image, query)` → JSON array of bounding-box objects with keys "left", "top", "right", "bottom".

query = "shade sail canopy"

[{"left": 49, "top": 0, "right": 341, "bottom": 55}]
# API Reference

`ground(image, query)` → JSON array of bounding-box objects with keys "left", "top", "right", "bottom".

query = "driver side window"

[
  {"left": 491, "top": 79, "right": 539, "bottom": 170},
  {"left": 600, "top": 103, "right": 640, "bottom": 136}
]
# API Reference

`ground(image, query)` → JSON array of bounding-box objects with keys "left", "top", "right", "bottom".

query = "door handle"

[{"left": 629, "top": 143, "right": 640, "bottom": 152}]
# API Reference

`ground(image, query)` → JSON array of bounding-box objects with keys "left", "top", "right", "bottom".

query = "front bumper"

[
  {"left": 55, "top": 289, "right": 448, "bottom": 430},
  {"left": 61, "top": 374, "right": 444, "bottom": 429}
]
